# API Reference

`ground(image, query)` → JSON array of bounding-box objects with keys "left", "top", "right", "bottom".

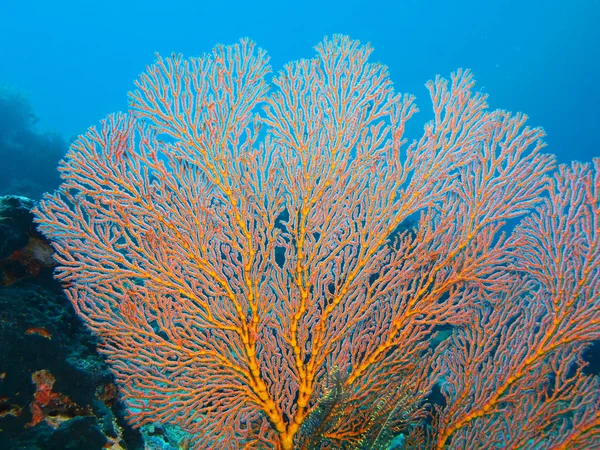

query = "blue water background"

[{"left": 1, "top": 0, "right": 598, "bottom": 164}]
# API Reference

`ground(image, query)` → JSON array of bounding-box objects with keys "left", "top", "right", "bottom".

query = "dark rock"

[{"left": 0, "top": 195, "right": 143, "bottom": 450}]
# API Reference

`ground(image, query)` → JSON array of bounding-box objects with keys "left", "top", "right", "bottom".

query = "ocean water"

[{"left": 1, "top": 0, "right": 598, "bottom": 165}]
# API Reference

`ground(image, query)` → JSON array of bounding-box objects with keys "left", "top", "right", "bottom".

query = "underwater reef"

[{"left": 6, "top": 35, "right": 599, "bottom": 448}]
